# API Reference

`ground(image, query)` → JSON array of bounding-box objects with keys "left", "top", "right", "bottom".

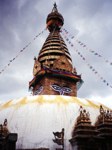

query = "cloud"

[{"left": 0, "top": 0, "right": 112, "bottom": 106}]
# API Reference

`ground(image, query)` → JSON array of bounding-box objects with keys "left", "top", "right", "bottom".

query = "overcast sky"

[{"left": 0, "top": 0, "right": 112, "bottom": 107}]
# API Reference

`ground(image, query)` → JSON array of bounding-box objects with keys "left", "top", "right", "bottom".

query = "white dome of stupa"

[{"left": 0, "top": 95, "right": 109, "bottom": 150}]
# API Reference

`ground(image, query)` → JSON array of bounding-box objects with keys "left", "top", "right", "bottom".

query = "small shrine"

[
  {"left": 0, "top": 119, "right": 17, "bottom": 150},
  {"left": 70, "top": 106, "right": 112, "bottom": 150}
]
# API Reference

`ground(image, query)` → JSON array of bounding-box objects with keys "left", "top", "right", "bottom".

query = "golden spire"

[{"left": 29, "top": 4, "right": 82, "bottom": 96}]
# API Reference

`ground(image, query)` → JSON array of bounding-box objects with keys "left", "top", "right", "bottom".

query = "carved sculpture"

[
  {"left": 95, "top": 105, "right": 112, "bottom": 125},
  {"left": 77, "top": 106, "right": 91, "bottom": 124}
]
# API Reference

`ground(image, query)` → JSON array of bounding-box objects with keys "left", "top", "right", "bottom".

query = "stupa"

[{"left": 0, "top": 3, "right": 112, "bottom": 150}]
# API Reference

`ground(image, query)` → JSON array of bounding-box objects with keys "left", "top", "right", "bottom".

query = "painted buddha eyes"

[
  {"left": 34, "top": 86, "right": 43, "bottom": 95},
  {"left": 51, "top": 85, "right": 61, "bottom": 91},
  {"left": 51, "top": 84, "right": 72, "bottom": 95},
  {"left": 34, "top": 85, "right": 72, "bottom": 95},
  {"left": 63, "top": 87, "right": 72, "bottom": 93}
]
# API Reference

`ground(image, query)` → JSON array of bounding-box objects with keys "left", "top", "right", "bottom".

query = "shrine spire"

[
  {"left": 29, "top": 4, "right": 82, "bottom": 96},
  {"left": 52, "top": 2, "right": 58, "bottom": 12}
]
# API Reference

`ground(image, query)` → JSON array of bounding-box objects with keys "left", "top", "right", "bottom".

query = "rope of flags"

[
  {"left": 62, "top": 28, "right": 112, "bottom": 66},
  {"left": 0, "top": 28, "right": 46, "bottom": 75},
  {"left": 62, "top": 32, "right": 112, "bottom": 89}
]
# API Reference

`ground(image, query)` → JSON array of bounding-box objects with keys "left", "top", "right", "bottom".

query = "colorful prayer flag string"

[
  {"left": 62, "top": 28, "right": 112, "bottom": 66},
  {"left": 62, "top": 33, "right": 112, "bottom": 89},
  {"left": 0, "top": 29, "right": 46, "bottom": 75}
]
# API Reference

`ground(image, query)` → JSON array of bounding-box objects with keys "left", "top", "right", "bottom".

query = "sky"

[{"left": 0, "top": 0, "right": 112, "bottom": 107}]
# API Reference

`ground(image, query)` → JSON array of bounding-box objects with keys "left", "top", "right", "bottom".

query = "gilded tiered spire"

[
  {"left": 29, "top": 4, "right": 82, "bottom": 96},
  {"left": 38, "top": 32, "right": 72, "bottom": 67},
  {"left": 38, "top": 3, "right": 72, "bottom": 68}
]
